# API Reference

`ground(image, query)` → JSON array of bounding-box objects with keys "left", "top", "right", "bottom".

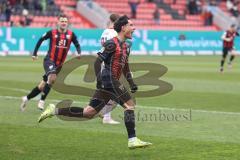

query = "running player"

[
  {"left": 38, "top": 15, "right": 152, "bottom": 149},
  {"left": 220, "top": 24, "right": 239, "bottom": 73},
  {"left": 98, "top": 13, "right": 120, "bottom": 124},
  {"left": 20, "top": 14, "right": 81, "bottom": 111}
]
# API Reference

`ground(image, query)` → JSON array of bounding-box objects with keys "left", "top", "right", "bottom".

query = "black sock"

[
  {"left": 124, "top": 110, "right": 136, "bottom": 138},
  {"left": 41, "top": 83, "right": 51, "bottom": 100},
  {"left": 58, "top": 107, "right": 84, "bottom": 117},
  {"left": 229, "top": 55, "right": 235, "bottom": 63},
  {"left": 27, "top": 86, "right": 41, "bottom": 100},
  {"left": 220, "top": 59, "right": 225, "bottom": 68}
]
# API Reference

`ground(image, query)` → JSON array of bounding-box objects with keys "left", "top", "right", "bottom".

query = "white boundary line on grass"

[
  {"left": 1, "top": 95, "right": 240, "bottom": 116},
  {"left": 1, "top": 86, "right": 240, "bottom": 116},
  {"left": 0, "top": 86, "right": 29, "bottom": 93}
]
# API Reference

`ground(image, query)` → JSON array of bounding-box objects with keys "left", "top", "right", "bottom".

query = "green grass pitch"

[{"left": 0, "top": 56, "right": 240, "bottom": 160}]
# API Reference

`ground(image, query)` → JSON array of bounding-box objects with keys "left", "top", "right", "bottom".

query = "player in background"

[
  {"left": 98, "top": 13, "right": 120, "bottom": 124},
  {"left": 220, "top": 24, "right": 239, "bottom": 73},
  {"left": 20, "top": 14, "right": 81, "bottom": 111},
  {"left": 38, "top": 15, "right": 152, "bottom": 149}
]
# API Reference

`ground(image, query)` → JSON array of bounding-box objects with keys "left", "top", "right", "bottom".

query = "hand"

[
  {"left": 130, "top": 83, "right": 138, "bottom": 93},
  {"left": 75, "top": 54, "right": 81, "bottom": 60},
  {"left": 32, "top": 56, "right": 38, "bottom": 61}
]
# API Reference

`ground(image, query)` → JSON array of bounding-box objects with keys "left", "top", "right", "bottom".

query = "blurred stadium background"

[
  {"left": 1, "top": 0, "right": 240, "bottom": 160},
  {"left": 1, "top": 0, "right": 240, "bottom": 55}
]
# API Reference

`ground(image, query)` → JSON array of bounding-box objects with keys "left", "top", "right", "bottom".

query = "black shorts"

[
  {"left": 42, "top": 58, "right": 62, "bottom": 82},
  {"left": 89, "top": 81, "right": 131, "bottom": 112},
  {"left": 222, "top": 47, "right": 232, "bottom": 58}
]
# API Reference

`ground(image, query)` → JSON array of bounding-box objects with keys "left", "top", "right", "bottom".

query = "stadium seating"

[
  {"left": 30, "top": 0, "right": 94, "bottom": 28},
  {"left": 94, "top": 0, "right": 218, "bottom": 31},
  {"left": 217, "top": 1, "right": 240, "bottom": 17},
  {"left": 2, "top": 0, "right": 94, "bottom": 28},
  {"left": 1, "top": 0, "right": 225, "bottom": 30}
]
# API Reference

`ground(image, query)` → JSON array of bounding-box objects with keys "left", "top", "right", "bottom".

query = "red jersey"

[
  {"left": 33, "top": 29, "right": 81, "bottom": 66},
  {"left": 222, "top": 30, "right": 239, "bottom": 49},
  {"left": 98, "top": 37, "right": 131, "bottom": 87}
]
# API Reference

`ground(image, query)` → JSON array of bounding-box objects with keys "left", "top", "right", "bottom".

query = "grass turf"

[{"left": 0, "top": 56, "right": 240, "bottom": 160}]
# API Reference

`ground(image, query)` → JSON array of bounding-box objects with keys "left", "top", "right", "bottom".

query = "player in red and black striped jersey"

[
  {"left": 98, "top": 13, "right": 121, "bottom": 124},
  {"left": 38, "top": 15, "right": 152, "bottom": 149},
  {"left": 20, "top": 14, "right": 81, "bottom": 111},
  {"left": 220, "top": 24, "right": 239, "bottom": 73}
]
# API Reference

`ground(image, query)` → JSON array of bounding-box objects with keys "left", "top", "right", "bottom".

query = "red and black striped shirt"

[
  {"left": 33, "top": 29, "right": 81, "bottom": 66},
  {"left": 222, "top": 30, "right": 239, "bottom": 49},
  {"left": 97, "top": 37, "right": 135, "bottom": 89},
  {"left": 98, "top": 37, "right": 130, "bottom": 81}
]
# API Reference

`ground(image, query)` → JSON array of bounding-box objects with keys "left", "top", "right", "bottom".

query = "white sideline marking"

[
  {"left": 0, "top": 86, "right": 29, "bottom": 93},
  {"left": 1, "top": 86, "right": 239, "bottom": 115},
  {"left": 0, "top": 95, "right": 240, "bottom": 116}
]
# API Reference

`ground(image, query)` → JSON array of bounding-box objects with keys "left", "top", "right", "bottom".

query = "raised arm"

[
  {"left": 97, "top": 40, "right": 116, "bottom": 61},
  {"left": 32, "top": 31, "right": 51, "bottom": 57},
  {"left": 72, "top": 32, "right": 81, "bottom": 55}
]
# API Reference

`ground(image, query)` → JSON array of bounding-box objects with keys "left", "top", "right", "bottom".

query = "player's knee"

[
  {"left": 48, "top": 74, "right": 57, "bottom": 84},
  {"left": 83, "top": 106, "right": 98, "bottom": 119},
  {"left": 123, "top": 99, "right": 135, "bottom": 110},
  {"left": 38, "top": 81, "right": 46, "bottom": 91},
  {"left": 38, "top": 85, "right": 44, "bottom": 91},
  {"left": 126, "top": 105, "right": 135, "bottom": 110},
  {"left": 124, "top": 104, "right": 135, "bottom": 110}
]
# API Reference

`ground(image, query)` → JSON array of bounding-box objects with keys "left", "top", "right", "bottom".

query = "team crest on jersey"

[{"left": 66, "top": 35, "right": 71, "bottom": 39}]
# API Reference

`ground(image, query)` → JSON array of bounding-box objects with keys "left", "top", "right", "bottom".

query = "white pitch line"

[
  {"left": 0, "top": 86, "right": 29, "bottom": 93},
  {"left": 0, "top": 95, "right": 240, "bottom": 116},
  {"left": 138, "top": 105, "right": 240, "bottom": 116}
]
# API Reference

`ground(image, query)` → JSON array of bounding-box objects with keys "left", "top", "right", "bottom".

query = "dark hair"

[
  {"left": 109, "top": 13, "right": 120, "bottom": 23},
  {"left": 231, "top": 24, "right": 236, "bottom": 28},
  {"left": 114, "top": 15, "right": 129, "bottom": 33},
  {"left": 58, "top": 14, "right": 68, "bottom": 20}
]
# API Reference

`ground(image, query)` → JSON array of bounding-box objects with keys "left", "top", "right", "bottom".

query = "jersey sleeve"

[
  {"left": 122, "top": 56, "right": 134, "bottom": 86},
  {"left": 221, "top": 31, "right": 227, "bottom": 40},
  {"left": 72, "top": 32, "right": 81, "bottom": 55},
  {"left": 32, "top": 30, "right": 51, "bottom": 56},
  {"left": 97, "top": 40, "right": 116, "bottom": 61},
  {"left": 123, "top": 42, "right": 134, "bottom": 85}
]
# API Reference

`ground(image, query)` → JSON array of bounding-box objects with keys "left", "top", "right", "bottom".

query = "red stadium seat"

[{"left": 95, "top": 0, "right": 218, "bottom": 30}]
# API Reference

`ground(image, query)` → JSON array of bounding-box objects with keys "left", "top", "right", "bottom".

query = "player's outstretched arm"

[
  {"left": 32, "top": 31, "right": 51, "bottom": 59},
  {"left": 97, "top": 40, "right": 116, "bottom": 61},
  {"left": 72, "top": 32, "right": 81, "bottom": 59}
]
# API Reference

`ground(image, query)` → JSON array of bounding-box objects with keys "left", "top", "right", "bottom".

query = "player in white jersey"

[{"left": 99, "top": 14, "right": 120, "bottom": 124}]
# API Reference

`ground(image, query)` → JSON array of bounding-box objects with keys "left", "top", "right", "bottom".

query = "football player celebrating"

[{"left": 20, "top": 14, "right": 81, "bottom": 111}]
